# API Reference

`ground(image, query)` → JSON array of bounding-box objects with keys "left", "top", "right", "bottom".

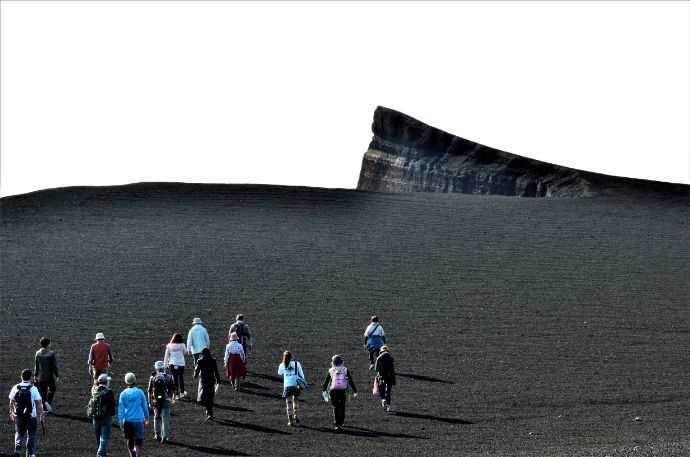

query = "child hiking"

[
  {"left": 277, "top": 351, "right": 306, "bottom": 426},
  {"left": 117, "top": 372, "right": 149, "bottom": 457},
  {"left": 224, "top": 332, "right": 247, "bottom": 391},
  {"left": 322, "top": 355, "right": 358, "bottom": 431}
]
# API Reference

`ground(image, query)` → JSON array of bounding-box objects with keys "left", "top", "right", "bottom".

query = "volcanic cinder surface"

[
  {"left": 1, "top": 183, "right": 688, "bottom": 456},
  {"left": 358, "top": 106, "right": 689, "bottom": 198}
]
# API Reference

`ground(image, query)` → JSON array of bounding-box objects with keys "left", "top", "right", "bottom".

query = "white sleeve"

[
  {"left": 8, "top": 385, "right": 17, "bottom": 400},
  {"left": 31, "top": 386, "right": 42, "bottom": 402}
]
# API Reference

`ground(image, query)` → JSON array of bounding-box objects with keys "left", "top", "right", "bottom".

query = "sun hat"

[
  {"left": 154, "top": 360, "right": 165, "bottom": 370},
  {"left": 97, "top": 374, "right": 111, "bottom": 384},
  {"left": 95, "top": 332, "right": 105, "bottom": 340},
  {"left": 380, "top": 345, "right": 389, "bottom": 353},
  {"left": 192, "top": 318, "right": 202, "bottom": 325},
  {"left": 230, "top": 332, "right": 239, "bottom": 341},
  {"left": 124, "top": 372, "right": 136, "bottom": 385}
]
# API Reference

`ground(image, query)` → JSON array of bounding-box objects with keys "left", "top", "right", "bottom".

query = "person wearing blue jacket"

[
  {"left": 186, "top": 318, "right": 210, "bottom": 368},
  {"left": 118, "top": 373, "right": 149, "bottom": 457}
]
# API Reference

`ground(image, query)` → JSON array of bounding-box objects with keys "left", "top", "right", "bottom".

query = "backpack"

[
  {"left": 87, "top": 387, "right": 108, "bottom": 419},
  {"left": 14, "top": 384, "right": 33, "bottom": 418},
  {"left": 330, "top": 367, "right": 348, "bottom": 391},
  {"left": 234, "top": 322, "right": 248, "bottom": 345},
  {"left": 152, "top": 374, "right": 169, "bottom": 405}
]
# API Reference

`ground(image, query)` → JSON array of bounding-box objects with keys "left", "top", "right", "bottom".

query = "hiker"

[
  {"left": 374, "top": 345, "right": 396, "bottom": 412},
  {"left": 88, "top": 332, "right": 114, "bottom": 383},
  {"left": 186, "top": 318, "right": 210, "bottom": 368},
  {"left": 118, "top": 373, "right": 149, "bottom": 457},
  {"left": 164, "top": 333, "right": 187, "bottom": 399},
  {"left": 8, "top": 369, "right": 43, "bottom": 457},
  {"left": 228, "top": 314, "right": 252, "bottom": 357},
  {"left": 193, "top": 347, "right": 221, "bottom": 421},
  {"left": 363, "top": 315, "right": 386, "bottom": 369},
  {"left": 89, "top": 374, "right": 116, "bottom": 457},
  {"left": 224, "top": 332, "right": 247, "bottom": 391},
  {"left": 34, "top": 336, "right": 59, "bottom": 413},
  {"left": 277, "top": 351, "right": 306, "bottom": 427},
  {"left": 322, "top": 355, "right": 358, "bottom": 431},
  {"left": 147, "top": 361, "right": 176, "bottom": 443}
]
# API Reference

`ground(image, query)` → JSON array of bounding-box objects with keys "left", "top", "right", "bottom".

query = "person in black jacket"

[
  {"left": 92, "top": 373, "right": 116, "bottom": 457},
  {"left": 374, "top": 345, "right": 396, "bottom": 412},
  {"left": 322, "top": 355, "right": 358, "bottom": 431},
  {"left": 193, "top": 347, "right": 221, "bottom": 421}
]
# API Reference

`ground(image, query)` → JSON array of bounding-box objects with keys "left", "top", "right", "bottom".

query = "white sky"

[{"left": 1, "top": 1, "right": 688, "bottom": 197}]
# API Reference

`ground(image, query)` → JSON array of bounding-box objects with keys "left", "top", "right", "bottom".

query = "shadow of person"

[
  {"left": 166, "top": 441, "right": 249, "bottom": 456},
  {"left": 394, "top": 411, "right": 473, "bottom": 424},
  {"left": 396, "top": 372, "right": 454, "bottom": 384},
  {"left": 214, "top": 418, "right": 293, "bottom": 436}
]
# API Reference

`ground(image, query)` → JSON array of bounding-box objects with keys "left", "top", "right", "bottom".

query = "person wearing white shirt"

[
  {"left": 363, "top": 315, "right": 386, "bottom": 369},
  {"left": 8, "top": 369, "right": 43, "bottom": 457}
]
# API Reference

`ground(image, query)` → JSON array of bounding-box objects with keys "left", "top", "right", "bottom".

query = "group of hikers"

[{"left": 8, "top": 314, "right": 396, "bottom": 457}]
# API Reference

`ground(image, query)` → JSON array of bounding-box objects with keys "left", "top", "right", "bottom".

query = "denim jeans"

[
  {"left": 14, "top": 416, "right": 37, "bottom": 455},
  {"left": 153, "top": 399, "right": 171, "bottom": 439},
  {"left": 92, "top": 416, "right": 112, "bottom": 457}
]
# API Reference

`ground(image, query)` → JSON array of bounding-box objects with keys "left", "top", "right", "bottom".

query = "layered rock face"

[{"left": 357, "top": 107, "right": 688, "bottom": 197}]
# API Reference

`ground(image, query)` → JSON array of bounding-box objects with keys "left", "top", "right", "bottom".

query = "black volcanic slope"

[
  {"left": 358, "top": 106, "right": 689, "bottom": 198},
  {"left": 1, "top": 183, "right": 689, "bottom": 457}
]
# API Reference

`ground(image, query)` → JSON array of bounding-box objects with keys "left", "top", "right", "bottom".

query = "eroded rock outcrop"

[{"left": 357, "top": 107, "right": 688, "bottom": 197}]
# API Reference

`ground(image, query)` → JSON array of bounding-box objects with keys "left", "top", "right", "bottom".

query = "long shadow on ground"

[
  {"left": 247, "top": 371, "right": 283, "bottom": 383},
  {"left": 167, "top": 441, "right": 249, "bottom": 456},
  {"left": 214, "top": 418, "right": 292, "bottom": 436},
  {"left": 300, "top": 424, "right": 428, "bottom": 439},
  {"left": 212, "top": 403, "right": 254, "bottom": 413},
  {"left": 396, "top": 373, "right": 454, "bottom": 384},
  {"left": 395, "top": 411, "right": 473, "bottom": 425}
]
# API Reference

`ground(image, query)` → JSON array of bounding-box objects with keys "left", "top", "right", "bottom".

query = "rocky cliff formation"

[{"left": 357, "top": 107, "right": 688, "bottom": 197}]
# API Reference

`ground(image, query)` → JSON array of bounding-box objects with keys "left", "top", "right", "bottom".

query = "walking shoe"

[
  {"left": 180, "top": 391, "right": 187, "bottom": 398},
  {"left": 287, "top": 418, "right": 294, "bottom": 426},
  {"left": 43, "top": 402, "right": 52, "bottom": 413},
  {"left": 334, "top": 426, "right": 342, "bottom": 432},
  {"left": 382, "top": 399, "right": 387, "bottom": 409},
  {"left": 161, "top": 437, "right": 169, "bottom": 444},
  {"left": 175, "top": 394, "right": 180, "bottom": 400},
  {"left": 369, "top": 364, "right": 374, "bottom": 370},
  {"left": 205, "top": 414, "right": 213, "bottom": 421},
  {"left": 155, "top": 434, "right": 161, "bottom": 442},
  {"left": 292, "top": 415, "right": 300, "bottom": 424}
]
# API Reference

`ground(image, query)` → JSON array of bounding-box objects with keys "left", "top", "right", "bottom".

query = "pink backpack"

[{"left": 330, "top": 367, "right": 348, "bottom": 390}]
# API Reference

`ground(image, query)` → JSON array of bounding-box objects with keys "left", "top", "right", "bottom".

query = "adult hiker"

[
  {"left": 8, "top": 369, "right": 44, "bottom": 457},
  {"left": 193, "top": 347, "right": 221, "bottom": 421},
  {"left": 186, "top": 318, "right": 210, "bottom": 368},
  {"left": 224, "top": 332, "right": 247, "bottom": 391},
  {"left": 164, "top": 333, "right": 187, "bottom": 399},
  {"left": 277, "top": 350, "right": 306, "bottom": 427},
  {"left": 89, "top": 373, "right": 116, "bottom": 457},
  {"left": 34, "top": 336, "right": 59, "bottom": 413},
  {"left": 118, "top": 372, "right": 149, "bottom": 457},
  {"left": 322, "top": 355, "right": 358, "bottom": 431},
  {"left": 374, "top": 345, "right": 396, "bottom": 412},
  {"left": 88, "top": 332, "right": 114, "bottom": 384},
  {"left": 363, "top": 315, "right": 386, "bottom": 369},
  {"left": 228, "top": 314, "right": 252, "bottom": 357},
  {"left": 147, "top": 361, "right": 176, "bottom": 443}
]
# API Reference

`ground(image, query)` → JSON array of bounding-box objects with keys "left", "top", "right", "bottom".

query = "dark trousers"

[
  {"left": 36, "top": 378, "right": 56, "bottom": 405},
  {"left": 369, "top": 349, "right": 380, "bottom": 365},
  {"left": 380, "top": 381, "right": 393, "bottom": 404},
  {"left": 330, "top": 389, "right": 347, "bottom": 427},
  {"left": 170, "top": 365, "right": 185, "bottom": 394},
  {"left": 193, "top": 353, "right": 201, "bottom": 368},
  {"left": 14, "top": 416, "right": 37, "bottom": 455}
]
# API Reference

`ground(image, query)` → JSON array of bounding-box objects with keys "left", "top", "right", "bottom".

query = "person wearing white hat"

[
  {"left": 186, "top": 318, "right": 210, "bottom": 368},
  {"left": 89, "top": 373, "right": 115, "bottom": 457},
  {"left": 118, "top": 372, "right": 149, "bottom": 457},
  {"left": 147, "top": 361, "right": 176, "bottom": 443},
  {"left": 88, "top": 333, "right": 114, "bottom": 384}
]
